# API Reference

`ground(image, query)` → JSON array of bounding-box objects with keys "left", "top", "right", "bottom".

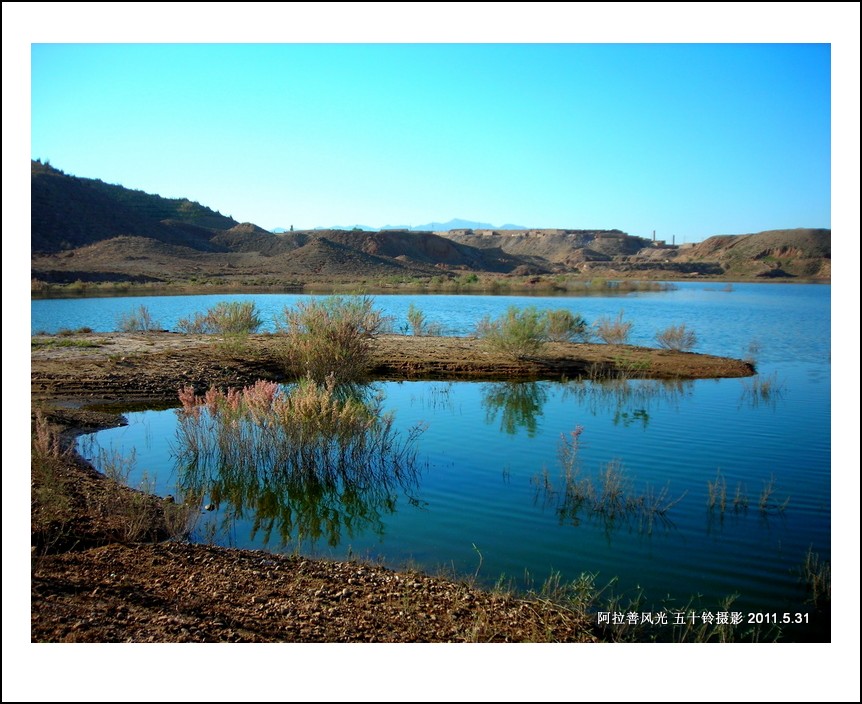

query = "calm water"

[{"left": 39, "top": 283, "right": 830, "bottom": 638}]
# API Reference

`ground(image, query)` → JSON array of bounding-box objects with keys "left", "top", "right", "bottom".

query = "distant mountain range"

[
  {"left": 31, "top": 161, "right": 831, "bottom": 285},
  {"left": 273, "top": 219, "right": 529, "bottom": 233}
]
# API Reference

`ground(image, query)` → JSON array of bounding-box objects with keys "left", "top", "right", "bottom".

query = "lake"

[{"left": 33, "top": 282, "right": 831, "bottom": 640}]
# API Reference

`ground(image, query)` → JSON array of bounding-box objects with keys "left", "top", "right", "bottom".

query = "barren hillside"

[{"left": 30, "top": 162, "right": 831, "bottom": 286}]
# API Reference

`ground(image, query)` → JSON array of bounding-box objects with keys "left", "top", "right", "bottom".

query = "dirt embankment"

[
  {"left": 31, "top": 332, "right": 754, "bottom": 406},
  {"left": 30, "top": 333, "right": 753, "bottom": 643}
]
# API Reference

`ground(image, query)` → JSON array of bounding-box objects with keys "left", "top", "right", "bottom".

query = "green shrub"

[
  {"left": 478, "top": 307, "right": 592, "bottom": 358},
  {"left": 277, "top": 295, "right": 387, "bottom": 384},
  {"left": 545, "top": 309, "right": 590, "bottom": 342},
  {"left": 176, "top": 301, "right": 262, "bottom": 335},
  {"left": 594, "top": 311, "right": 632, "bottom": 344},
  {"left": 176, "top": 301, "right": 263, "bottom": 353},
  {"left": 655, "top": 324, "right": 697, "bottom": 352},
  {"left": 117, "top": 305, "right": 161, "bottom": 332},
  {"left": 477, "top": 306, "right": 548, "bottom": 360}
]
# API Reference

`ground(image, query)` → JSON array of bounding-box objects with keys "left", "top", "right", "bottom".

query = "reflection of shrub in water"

[
  {"left": 563, "top": 377, "right": 692, "bottom": 423},
  {"left": 174, "top": 377, "right": 424, "bottom": 547},
  {"left": 482, "top": 381, "right": 549, "bottom": 437}
]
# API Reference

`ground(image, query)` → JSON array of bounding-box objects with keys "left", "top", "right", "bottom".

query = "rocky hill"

[
  {"left": 30, "top": 162, "right": 830, "bottom": 285},
  {"left": 671, "top": 229, "right": 831, "bottom": 278}
]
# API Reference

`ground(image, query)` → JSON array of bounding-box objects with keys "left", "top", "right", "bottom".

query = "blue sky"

[{"left": 29, "top": 42, "right": 830, "bottom": 240}]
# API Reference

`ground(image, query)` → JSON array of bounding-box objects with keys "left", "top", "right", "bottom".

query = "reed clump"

[
  {"left": 758, "top": 474, "right": 789, "bottom": 514},
  {"left": 801, "top": 547, "right": 830, "bottom": 608},
  {"left": 174, "top": 377, "right": 424, "bottom": 547},
  {"left": 742, "top": 373, "right": 785, "bottom": 405},
  {"left": 176, "top": 377, "right": 421, "bottom": 478},
  {"left": 533, "top": 426, "right": 686, "bottom": 532},
  {"left": 707, "top": 470, "right": 728, "bottom": 512}
]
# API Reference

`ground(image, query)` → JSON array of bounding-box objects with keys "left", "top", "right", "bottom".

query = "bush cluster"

[
  {"left": 277, "top": 295, "right": 387, "bottom": 384},
  {"left": 477, "top": 306, "right": 590, "bottom": 360}
]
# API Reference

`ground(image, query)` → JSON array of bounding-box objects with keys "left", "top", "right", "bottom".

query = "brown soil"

[
  {"left": 31, "top": 332, "right": 754, "bottom": 406},
  {"left": 30, "top": 333, "right": 754, "bottom": 643}
]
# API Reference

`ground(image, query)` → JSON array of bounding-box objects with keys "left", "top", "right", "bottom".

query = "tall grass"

[
  {"left": 544, "top": 309, "right": 590, "bottom": 343},
  {"left": 277, "top": 295, "right": 387, "bottom": 384},
  {"left": 406, "top": 303, "right": 426, "bottom": 335},
  {"left": 31, "top": 411, "right": 74, "bottom": 545},
  {"left": 33, "top": 411, "right": 195, "bottom": 549},
  {"left": 405, "top": 303, "right": 444, "bottom": 336},
  {"left": 801, "top": 547, "right": 831, "bottom": 608},
  {"left": 176, "top": 377, "right": 421, "bottom": 480},
  {"left": 741, "top": 373, "right": 785, "bottom": 406},
  {"left": 176, "top": 300, "right": 263, "bottom": 352},
  {"left": 707, "top": 470, "right": 727, "bottom": 512},
  {"left": 758, "top": 474, "right": 789, "bottom": 514}
]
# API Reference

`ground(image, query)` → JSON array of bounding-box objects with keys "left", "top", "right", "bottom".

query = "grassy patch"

[{"left": 31, "top": 337, "right": 105, "bottom": 349}]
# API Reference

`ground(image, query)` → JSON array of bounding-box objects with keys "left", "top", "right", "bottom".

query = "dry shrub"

[
  {"left": 655, "top": 323, "right": 697, "bottom": 351},
  {"left": 594, "top": 311, "right": 632, "bottom": 344},
  {"left": 117, "top": 304, "right": 161, "bottom": 332}
]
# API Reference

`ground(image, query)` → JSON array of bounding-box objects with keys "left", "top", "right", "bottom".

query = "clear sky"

[{"left": 30, "top": 41, "right": 831, "bottom": 240}]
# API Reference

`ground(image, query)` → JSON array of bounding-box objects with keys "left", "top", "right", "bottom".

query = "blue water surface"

[{"left": 48, "top": 283, "right": 830, "bottom": 638}]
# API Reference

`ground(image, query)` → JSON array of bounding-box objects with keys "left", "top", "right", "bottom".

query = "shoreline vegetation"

[
  {"left": 31, "top": 274, "right": 828, "bottom": 300},
  {"left": 35, "top": 307, "right": 822, "bottom": 643},
  {"left": 31, "top": 331, "right": 755, "bottom": 406}
]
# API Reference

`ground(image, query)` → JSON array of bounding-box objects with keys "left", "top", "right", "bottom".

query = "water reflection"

[
  {"left": 172, "top": 379, "right": 424, "bottom": 548},
  {"left": 481, "top": 381, "right": 548, "bottom": 436},
  {"left": 562, "top": 378, "right": 693, "bottom": 426}
]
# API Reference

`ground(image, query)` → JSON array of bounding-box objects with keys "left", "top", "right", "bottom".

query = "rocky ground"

[{"left": 30, "top": 333, "right": 754, "bottom": 643}]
